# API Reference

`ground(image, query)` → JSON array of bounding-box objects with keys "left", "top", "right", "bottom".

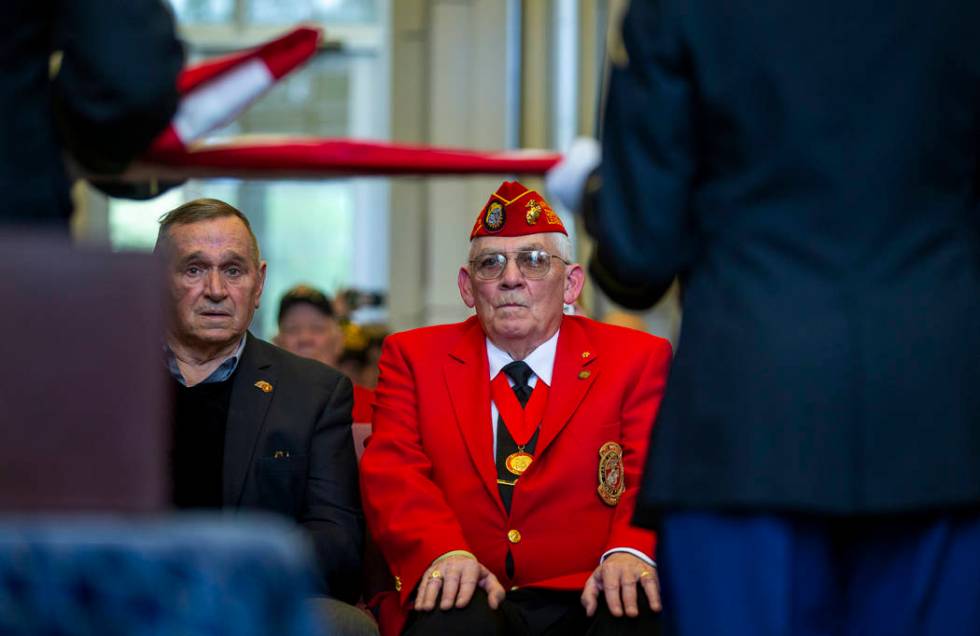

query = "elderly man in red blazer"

[{"left": 360, "top": 181, "right": 671, "bottom": 635}]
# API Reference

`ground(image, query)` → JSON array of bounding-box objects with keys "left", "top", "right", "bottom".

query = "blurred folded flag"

[
  {"left": 150, "top": 26, "right": 322, "bottom": 155},
  {"left": 121, "top": 26, "right": 560, "bottom": 180}
]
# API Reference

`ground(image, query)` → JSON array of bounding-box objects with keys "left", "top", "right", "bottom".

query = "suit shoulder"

[
  {"left": 249, "top": 336, "right": 350, "bottom": 389},
  {"left": 384, "top": 318, "right": 477, "bottom": 354},
  {"left": 567, "top": 315, "right": 672, "bottom": 355}
]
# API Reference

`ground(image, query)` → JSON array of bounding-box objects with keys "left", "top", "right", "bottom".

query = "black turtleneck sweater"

[{"left": 170, "top": 374, "right": 236, "bottom": 508}]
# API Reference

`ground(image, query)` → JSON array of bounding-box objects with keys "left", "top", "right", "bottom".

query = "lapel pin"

[
  {"left": 578, "top": 370, "right": 591, "bottom": 380},
  {"left": 273, "top": 450, "right": 289, "bottom": 459},
  {"left": 254, "top": 380, "right": 273, "bottom": 393},
  {"left": 581, "top": 351, "right": 591, "bottom": 359}
]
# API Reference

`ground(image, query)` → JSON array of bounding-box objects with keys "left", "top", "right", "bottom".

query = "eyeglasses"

[{"left": 468, "top": 250, "right": 569, "bottom": 281}]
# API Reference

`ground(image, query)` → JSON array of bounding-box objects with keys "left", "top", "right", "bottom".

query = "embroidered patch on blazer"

[{"left": 597, "top": 441, "right": 625, "bottom": 506}]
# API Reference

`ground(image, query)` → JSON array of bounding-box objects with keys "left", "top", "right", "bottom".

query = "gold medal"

[{"left": 505, "top": 451, "right": 534, "bottom": 476}]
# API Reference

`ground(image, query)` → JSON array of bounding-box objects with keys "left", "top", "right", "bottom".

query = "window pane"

[
  {"left": 254, "top": 180, "right": 354, "bottom": 338},
  {"left": 167, "top": 0, "right": 235, "bottom": 23},
  {"left": 234, "top": 56, "right": 351, "bottom": 137},
  {"left": 248, "top": 0, "right": 377, "bottom": 24}
]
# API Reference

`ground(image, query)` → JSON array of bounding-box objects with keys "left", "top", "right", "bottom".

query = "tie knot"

[{"left": 502, "top": 360, "right": 533, "bottom": 388}]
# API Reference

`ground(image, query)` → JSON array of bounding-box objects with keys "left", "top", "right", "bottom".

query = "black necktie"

[{"left": 503, "top": 361, "right": 533, "bottom": 406}]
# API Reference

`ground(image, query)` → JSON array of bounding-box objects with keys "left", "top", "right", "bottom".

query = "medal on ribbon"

[{"left": 491, "top": 373, "right": 549, "bottom": 477}]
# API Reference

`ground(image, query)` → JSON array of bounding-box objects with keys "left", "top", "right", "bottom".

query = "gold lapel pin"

[
  {"left": 581, "top": 351, "right": 591, "bottom": 359},
  {"left": 578, "top": 370, "right": 591, "bottom": 380},
  {"left": 254, "top": 380, "right": 273, "bottom": 393},
  {"left": 272, "top": 450, "right": 289, "bottom": 459}
]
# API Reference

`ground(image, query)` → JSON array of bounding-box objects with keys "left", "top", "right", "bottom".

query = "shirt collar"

[
  {"left": 486, "top": 329, "right": 559, "bottom": 386},
  {"left": 165, "top": 334, "right": 247, "bottom": 386}
]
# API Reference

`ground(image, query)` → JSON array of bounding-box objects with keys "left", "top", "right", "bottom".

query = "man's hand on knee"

[
  {"left": 580, "top": 553, "right": 661, "bottom": 618},
  {"left": 414, "top": 553, "right": 505, "bottom": 612}
]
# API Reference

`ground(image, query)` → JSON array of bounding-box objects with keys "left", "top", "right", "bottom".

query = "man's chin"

[{"left": 192, "top": 327, "right": 241, "bottom": 344}]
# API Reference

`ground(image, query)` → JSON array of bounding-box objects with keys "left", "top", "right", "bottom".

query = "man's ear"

[
  {"left": 254, "top": 260, "right": 268, "bottom": 308},
  {"left": 563, "top": 263, "right": 586, "bottom": 305},
  {"left": 458, "top": 266, "right": 476, "bottom": 308}
]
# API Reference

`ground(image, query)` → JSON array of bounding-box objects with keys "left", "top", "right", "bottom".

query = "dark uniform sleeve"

[
  {"left": 589, "top": 0, "right": 698, "bottom": 309},
  {"left": 52, "top": 0, "right": 184, "bottom": 174},
  {"left": 303, "top": 372, "right": 365, "bottom": 603}
]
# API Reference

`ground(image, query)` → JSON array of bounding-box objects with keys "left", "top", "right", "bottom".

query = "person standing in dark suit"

[
  {"left": 156, "top": 198, "right": 376, "bottom": 636},
  {"left": 550, "top": 1, "right": 980, "bottom": 635},
  {"left": 0, "top": 0, "right": 183, "bottom": 226}
]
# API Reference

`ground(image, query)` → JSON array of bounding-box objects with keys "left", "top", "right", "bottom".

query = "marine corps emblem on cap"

[
  {"left": 597, "top": 441, "right": 625, "bottom": 506},
  {"left": 526, "top": 199, "right": 542, "bottom": 225},
  {"left": 484, "top": 201, "right": 505, "bottom": 232}
]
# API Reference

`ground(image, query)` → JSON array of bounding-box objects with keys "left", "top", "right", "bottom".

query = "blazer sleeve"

[
  {"left": 303, "top": 373, "right": 365, "bottom": 603},
  {"left": 359, "top": 335, "right": 473, "bottom": 606},
  {"left": 605, "top": 336, "right": 672, "bottom": 555},
  {"left": 52, "top": 0, "right": 183, "bottom": 173},
  {"left": 590, "top": 0, "right": 698, "bottom": 309}
]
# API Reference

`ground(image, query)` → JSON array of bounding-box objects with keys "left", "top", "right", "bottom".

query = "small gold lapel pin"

[
  {"left": 254, "top": 380, "right": 273, "bottom": 393},
  {"left": 578, "top": 370, "right": 591, "bottom": 380},
  {"left": 581, "top": 351, "right": 591, "bottom": 359},
  {"left": 273, "top": 450, "right": 289, "bottom": 459}
]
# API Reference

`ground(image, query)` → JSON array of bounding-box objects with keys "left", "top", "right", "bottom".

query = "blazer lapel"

[
  {"left": 443, "top": 318, "right": 504, "bottom": 513},
  {"left": 223, "top": 332, "right": 278, "bottom": 506},
  {"left": 535, "top": 317, "right": 598, "bottom": 457}
]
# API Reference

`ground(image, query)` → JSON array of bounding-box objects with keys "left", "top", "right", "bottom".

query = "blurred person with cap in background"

[
  {"left": 275, "top": 285, "right": 346, "bottom": 369},
  {"left": 276, "top": 284, "right": 377, "bottom": 424}
]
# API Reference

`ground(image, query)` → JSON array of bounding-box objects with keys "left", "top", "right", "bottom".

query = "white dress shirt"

[{"left": 485, "top": 331, "right": 654, "bottom": 568}]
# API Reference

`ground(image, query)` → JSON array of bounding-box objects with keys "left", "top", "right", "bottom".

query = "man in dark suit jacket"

[
  {"left": 551, "top": 1, "right": 980, "bottom": 635},
  {"left": 157, "top": 198, "right": 375, "bottom": 635},
  {"left": 0, "top": 0, "right": 183, "bottom": 226}
]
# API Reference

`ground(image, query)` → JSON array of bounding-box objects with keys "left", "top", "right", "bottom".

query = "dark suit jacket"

[
  {"left": 0, "top": 1, "right": 182, "bottom": 225},
  {"left": 590, "top": 0, "right": 980, "bottom": 518},
  {"left": 227, "top": 334, "right": 364, "bottom": 603}
]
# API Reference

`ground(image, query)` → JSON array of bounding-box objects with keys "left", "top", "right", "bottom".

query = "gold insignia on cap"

[
  {"left": 484, "top": 201, "right": 505, "bottom": 231},
  {"left": 525, "top": 199, "right": 542, "bottom": 224},
  {"left": 254, "top": 380, "right": 273, "bottom": 393},
  {"left": 597, "top": 441, "right": 626, "bottom": 506},
  {"left": 578, "top": 370, "right": 591, "bottom": 380}
]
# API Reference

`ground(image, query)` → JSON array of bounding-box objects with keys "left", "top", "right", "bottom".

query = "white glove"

[{"left": 545, "top": 136, "right": 601, "bottom": 214}]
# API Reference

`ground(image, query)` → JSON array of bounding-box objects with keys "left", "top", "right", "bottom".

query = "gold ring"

[
  {"left": 639, "top": 570, "right": 653, "bottom": 579},
  {"left": 430, "top": 570, "right": 442, "bottom": 580}
]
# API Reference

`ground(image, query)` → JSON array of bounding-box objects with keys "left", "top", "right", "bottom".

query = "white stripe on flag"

[{"left": 172, "top": 58, "right": 275, "bottom": 144}]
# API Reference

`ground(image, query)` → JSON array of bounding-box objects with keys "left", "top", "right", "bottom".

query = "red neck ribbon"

[{"left": 490, "top": 372, "right": 549, "bottom": 447}]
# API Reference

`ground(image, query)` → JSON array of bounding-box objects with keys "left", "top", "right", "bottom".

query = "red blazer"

[{"left": 360, "top": 315, "right": 671, "bottom": 630}]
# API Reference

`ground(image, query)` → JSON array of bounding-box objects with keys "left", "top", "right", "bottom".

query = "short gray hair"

[{"left": 154, "top": 198, "right": 260, "bottom": 263}]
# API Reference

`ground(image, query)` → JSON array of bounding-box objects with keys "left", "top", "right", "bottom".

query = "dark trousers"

[
  {"left": 658, "top": 510, "right": 980, "bottom": 636},
  {"left": 403, "top": 587, "right": 661, "bottom": 636}
]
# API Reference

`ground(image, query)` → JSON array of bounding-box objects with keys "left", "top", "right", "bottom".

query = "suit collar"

[
  {"left": 535, "top": 315, "right": 599, "bottom": 456},
  {"left": 223, "top": 331, "right": 278, "bottom": 506},
  {"left": 445, "top": 317, "right": 504, "bottom": 513}
]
